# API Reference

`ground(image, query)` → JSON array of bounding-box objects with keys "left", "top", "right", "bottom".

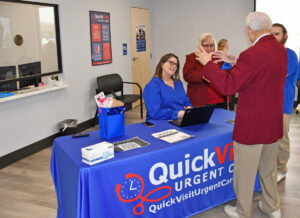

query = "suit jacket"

[
  {"left": 183, "top": 53, "right": 226, "bottom": 107},
  {"left": 202, "top": 34, "right": 287, "bottom": 145}
]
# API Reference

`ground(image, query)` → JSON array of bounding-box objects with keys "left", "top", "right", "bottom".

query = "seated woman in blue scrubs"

[{"left": 143, "top": 53, "right": 192, "bottom": 120}]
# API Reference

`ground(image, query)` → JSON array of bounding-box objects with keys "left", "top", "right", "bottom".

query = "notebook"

[{"left": 168, "top": 105, "right": 215, "bottom": 127}]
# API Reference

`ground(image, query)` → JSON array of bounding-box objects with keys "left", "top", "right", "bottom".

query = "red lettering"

[
  {"left": 216, "top": 142, "right": 234, "bottom": 164},
  {"left": 229, "top": 142, "right": 234, "bottom": 161},
  {"left": 216, "top": 144, "right": 228, "bottom": 164}
]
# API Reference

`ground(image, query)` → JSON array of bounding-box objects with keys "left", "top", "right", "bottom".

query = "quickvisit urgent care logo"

[
  {"left": 116, "top": 142, "right": 234, "bottom": 215},
  {"left": 115, "top": 173, "right": 172, "bottom": 215}
]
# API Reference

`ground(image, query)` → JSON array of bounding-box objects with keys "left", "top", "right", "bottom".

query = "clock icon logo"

[
  {"left": 116, "top": 173, "right": 172, "bottom": 215},
  {"left": 119, "top": 177, "right": 142, "bottom": 200}
]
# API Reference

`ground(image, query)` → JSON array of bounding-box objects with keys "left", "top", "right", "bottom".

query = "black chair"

[{"left": 93, "top": 74, "right": 143, "bottom": 125}]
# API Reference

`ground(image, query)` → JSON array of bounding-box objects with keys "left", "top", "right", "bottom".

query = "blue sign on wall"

[{"left": 123, "top": 43, "right": 127, "bottom": 55}]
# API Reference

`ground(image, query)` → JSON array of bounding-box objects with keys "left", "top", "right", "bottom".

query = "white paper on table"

[
  {"left": 115, "top": 142, "right": 141, "bottom": 151},
  {"left": 152, "top": 129, "right": 194, "bottom": 143}
]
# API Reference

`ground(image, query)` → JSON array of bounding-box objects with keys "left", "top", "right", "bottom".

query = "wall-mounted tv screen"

[
  {"left": 0, "top": 65, "right": 17, "bottom": 91},
  {"left": 18, "top": 61, "right": 41, "bottom": 89}
]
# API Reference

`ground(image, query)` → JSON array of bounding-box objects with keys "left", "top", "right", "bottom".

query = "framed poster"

[
  {"left": 89, "top": 11, "right": 112, "bottom": 66},
  {"left": 136, "top": 24, "right": 146, "bottom": 52}
]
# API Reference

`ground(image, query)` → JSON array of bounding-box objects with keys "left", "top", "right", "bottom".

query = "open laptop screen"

[{"left": 169, "top": 105, "right": 215, "bottom": 127}]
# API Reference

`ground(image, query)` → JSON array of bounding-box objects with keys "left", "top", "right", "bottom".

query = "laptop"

[{"left": 168, "top": 105, "right": 215, "bottom": 127}]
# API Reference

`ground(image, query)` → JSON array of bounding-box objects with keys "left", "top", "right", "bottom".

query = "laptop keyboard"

[{"left": 172, "top": 119, "right": 182, "bottom": 126}]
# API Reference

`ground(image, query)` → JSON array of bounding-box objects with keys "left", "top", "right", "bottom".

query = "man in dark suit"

[{"left": 195, "top": 12, "right": 287, "bottom": 218}]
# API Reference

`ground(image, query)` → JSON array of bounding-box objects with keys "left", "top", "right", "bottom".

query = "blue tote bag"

[{"left": 99, "top": 106, "right": 125, "bottom": 139}]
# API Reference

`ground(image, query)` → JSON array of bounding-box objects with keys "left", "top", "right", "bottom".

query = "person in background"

[
  {"left": 217, "top": 38, "right": 235, "bottom": 110},
  {"left": 196, "top": 12, "right": 287, "bottom": 218},
  {"left": 218, "top": 38, "right": 229, "bottom": 51},
  {"left": 271, "top": 23, "right": 299, "bottom": 183},
  {"left": 183, "top": 33, "right": 228, "bottom": 109},
  {"left": 143, "top": 53, "right": 192, "bottom": 120}
]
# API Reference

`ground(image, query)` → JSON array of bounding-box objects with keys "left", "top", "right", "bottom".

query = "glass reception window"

[{"left": 0, "top": 0, "right": 62, "bottom": 90}]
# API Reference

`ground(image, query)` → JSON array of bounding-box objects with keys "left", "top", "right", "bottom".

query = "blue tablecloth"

[{"left": 51, "top": 109, "right": 260, "bottom": 218}]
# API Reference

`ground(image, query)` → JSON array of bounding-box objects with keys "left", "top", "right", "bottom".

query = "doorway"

[{"left": 130, "top": 7, "right": 151, "bottom": 108}]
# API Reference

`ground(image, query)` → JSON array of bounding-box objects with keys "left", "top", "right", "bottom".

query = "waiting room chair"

[{"left": 93, "top": 73, "right": 143, "bottom": 125}]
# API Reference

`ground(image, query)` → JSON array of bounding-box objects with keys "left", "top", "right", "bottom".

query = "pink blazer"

[{"left": 203, "top": 35, "right": 287, "bottom": 145}]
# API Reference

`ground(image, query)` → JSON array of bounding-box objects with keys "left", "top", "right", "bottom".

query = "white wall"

[
  {"left": 0, "top": 0, "right": 254, "bottom": 157},
  {"left": 150, "top": 0, "right": 254, "bottom": 79},
  {"left": 256, "top": 0, "right": 300, "bottom": 59}
]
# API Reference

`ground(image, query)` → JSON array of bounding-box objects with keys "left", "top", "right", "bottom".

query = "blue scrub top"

[
  {"left": 143, "top": 77, "right": 192, "bottom": 120},
  {"left": 284, "top": 48, "right": 299, "bottom": 114}
]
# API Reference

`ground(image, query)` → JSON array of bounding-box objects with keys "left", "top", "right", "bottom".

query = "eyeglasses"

[
  {"left": 168, "top": 60, "right": 178, "bottom": 67},
  {"left": 202, "top": 44, "right": 215, "bottom": 49}
]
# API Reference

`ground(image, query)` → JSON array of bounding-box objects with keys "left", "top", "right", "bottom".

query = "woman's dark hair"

[
  {"left": 272, "top": 23, "right": 288, "bottom": 45},
  {"left": 154, "top": 53, "right": 180, "bottom": 81}
]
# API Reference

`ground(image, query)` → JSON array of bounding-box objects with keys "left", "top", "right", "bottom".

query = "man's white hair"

[{"left": 246, "top": 12, "right": 272, "bottom": 32}]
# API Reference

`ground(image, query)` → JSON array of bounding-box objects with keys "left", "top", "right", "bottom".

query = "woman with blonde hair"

[
  {"left": 217, "top": 38, "right": 229, "bottom": 52},
  {"left": 217, "top": 38, "right": 234, "bottom": 110},
  {"left": 183, "top": 33, "right": 228, "bottom": 108}
]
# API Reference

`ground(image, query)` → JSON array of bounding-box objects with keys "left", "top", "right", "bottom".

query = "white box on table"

[{"left": 81, "top": 141, "right": 114, "bottom": 165}]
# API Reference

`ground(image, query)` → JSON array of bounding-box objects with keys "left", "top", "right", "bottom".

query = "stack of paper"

[
  {"left": 152, "top": 129, "right": 194, "bottom": 143},
  {"left": 113, "top": 137, "right": 149, "bottom": 152}
]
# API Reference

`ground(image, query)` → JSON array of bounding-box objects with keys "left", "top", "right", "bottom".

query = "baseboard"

[{"left": 0, "top": 118, "right": 94, "bottom": 170}]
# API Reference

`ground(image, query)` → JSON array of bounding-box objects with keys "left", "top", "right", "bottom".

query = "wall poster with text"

[
  {"left": 89, "top": 11, "right": 112, "bottom": 65},
  {"left": 136, "top": 24, "right": 146, "bottom": 52}
]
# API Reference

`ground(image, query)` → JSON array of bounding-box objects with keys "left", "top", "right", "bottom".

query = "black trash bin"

[{"left": 58, "top": 119, "right": 78, "bottom": 136}]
